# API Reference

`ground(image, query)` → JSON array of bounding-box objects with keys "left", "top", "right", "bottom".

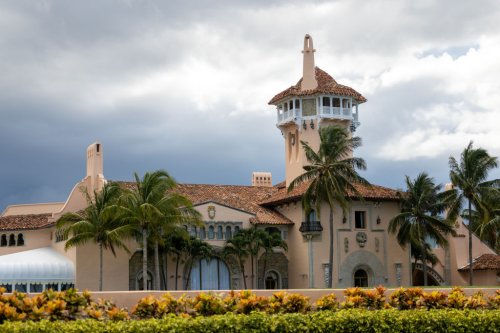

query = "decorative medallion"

[
  {"left": 208, "top": 205, "right": 216, "bottom": 220},
  {"left": 356, "top": 232, "right": 367, "bottom": 247}
]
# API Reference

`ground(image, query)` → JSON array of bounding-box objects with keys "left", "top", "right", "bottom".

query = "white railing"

[
  {"left": 277, "top": 108, "right": 301, "bottom": 123},
  {"left": 320, "top": 106, "right": 353, "bottom": 119}
]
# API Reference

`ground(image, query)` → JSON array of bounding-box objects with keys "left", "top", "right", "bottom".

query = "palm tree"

[
  {"left": 223, "top": 233, "right": 250, "bottom": 289},
  {"left": 183, "top": 237, "right": 213, "bottom": 290},
  {"left": 238, "top": 226, "right": 269, "bottom": 289},
  {"left": 288, "top": 125, "right": 369, "bottom": 288},
  {"left": 388, "top": 173, "right": 456, "bottom": 286},
  {"left": 56, "top": 183, "right": 132, "bottom": 291},
  {"left": 163, "top": 227, "right": 190, "bottom": 290},
  {"left": 449, "top": 141, "right": 499, "bottom": 285},
  {"left": 121, "top": 170, "right": 177, "bottom": 290},
  {"left": 260, "top": 231, "right": 288, "bottom": 288}
]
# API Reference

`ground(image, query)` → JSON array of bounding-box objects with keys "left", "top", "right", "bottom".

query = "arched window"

[
  {"left": 265, "top": 271, "right": 280, "bottom": 289},
  {"left": 234, "top": 226, "right": 240, "bottom": 235},
  {"left": 17, "top": 234, "right": 24, "bottom": 246},
  {"left": 225, "top": 226, "right": 232, "bottom": 240},
  {"left": 0, "top": 234, "right": 7, "bottom": 247},
  {"left": 190, "top": 258, "right": 230, "bottom": 290},
  {"left": 136, "top": 271, "right": 153, "bottom": 291},
  {"left": 208, "top": 226, "right": 215, "bottom": 239},
  {"left": 189, "top": 226, "right": 197, "bottom": 238},
  {"left": 354, "top": 269, "right": 368, "bottom": 287},
  {"left": 8, "top": 234, "right": 15, "bottom": 246},
  {"left": 308, "top": 209, "right": 317, "bottom": 222},
  {"left": 199, "top": 227, "right": 206, "bottom": 240},
  {"left": 217, "top": 226, "right": 223, "bottom": 240}
]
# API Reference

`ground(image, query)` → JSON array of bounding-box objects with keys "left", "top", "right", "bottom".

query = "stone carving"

[
  {"left": 395, "top": 263, "right": 402, "bottom": 286},
  {"left": 208, "top": 205, "right": 216, "bottom": 219},
  {"left": 375, "top": 238, "right": 380, "bottom": 252},
  {"left": 356, "top": 232, "right": 367, "bottom": 247},
  {"left": 344, "top": 237, "right": 349, "bottom": 253}
]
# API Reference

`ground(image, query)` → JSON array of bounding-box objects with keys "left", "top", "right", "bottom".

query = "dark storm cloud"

[{"left": 1, "top": 0, "right": 500, "bottom": 211}]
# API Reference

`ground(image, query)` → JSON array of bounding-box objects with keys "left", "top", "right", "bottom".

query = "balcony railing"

[
  {"left": 299, "top": 220, "right": 323, "bottom": 234},
  {"left": 277, "top": 108, "right": 301, "bottom": 124},
  {"left": 320, "top": 106, "right": 355, "bottom": 120}
]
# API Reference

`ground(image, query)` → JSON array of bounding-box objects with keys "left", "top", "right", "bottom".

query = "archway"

[
  {"left": 412, "top": 263, "right": 444, "bottom": 286},
  {"left": 264, "top": 270, "right": 280, "bottom": 289}
]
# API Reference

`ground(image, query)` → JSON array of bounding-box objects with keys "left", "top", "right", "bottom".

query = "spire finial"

[{"left": 301, "top": 34, "right": 317, "bottom": 91}]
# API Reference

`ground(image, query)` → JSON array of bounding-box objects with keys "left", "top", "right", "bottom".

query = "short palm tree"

[
  {"left": 238, "top": 226, "right": 269, "bottom": 289},
  {"left": 56, "top": 183, "right": 132, "bottom": 291},
  {"left": 389, "top": 173, "right": 456, "bottom": 286},
  {"left": 223, "top": 233, "right": 250, "bottom": 289},
  {"left": 183, "top": 237, "right": 213, "bottom": 289},
  {"left": 288, "top": 125, "right": 369, "bottom": 288},
  {"left": 121, "top": 170, "right": 177, "bottom": 290},
  {"left": 163, "top": 227, "right": 190, "bottom": 290},
  {"left": 449, "top": 141, "right": 499, "bottom": 285},
  {"left": 260, "top": 231, "right": 288, "bottom": 287}
]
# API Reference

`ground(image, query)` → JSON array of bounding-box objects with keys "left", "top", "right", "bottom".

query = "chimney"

[
  {"left": 86, "top": 142, "right": 105, "bottom": 192},
  {"left": 252, "top": 172, "right": 272, "bottom": 187},
  {"left": 300, "top": 34, "right": 317, "bottom": 91}
]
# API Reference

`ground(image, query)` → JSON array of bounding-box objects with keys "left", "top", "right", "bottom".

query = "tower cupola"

[{"left": 268, "top": 35, "right": 367, "bottom": 186}]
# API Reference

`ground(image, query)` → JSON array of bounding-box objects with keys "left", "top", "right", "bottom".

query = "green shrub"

[{"left": 1, "top": 309, "right": 500, "bottom": 332}]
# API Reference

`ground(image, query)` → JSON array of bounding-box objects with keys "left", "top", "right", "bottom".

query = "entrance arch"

[
  {"left": 412, "top": 263, "right": 445, "bottom": 286},
  {"left": 339, "top": 250, "right": 385, "bottom": 288}
]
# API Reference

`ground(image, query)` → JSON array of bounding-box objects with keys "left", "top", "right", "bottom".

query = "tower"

[{"left": 268, "top": 35, "right": 367, "bottom": 186}]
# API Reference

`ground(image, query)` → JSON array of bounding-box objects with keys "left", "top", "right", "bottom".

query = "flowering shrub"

[
  {"left": 314, "top": 293, "right": 338, "bottom": 311},
  {"left": 389, "top": 287, "right": 424, "bottom": 310},
  {"left": 267, "top": 292, "right": 310, "bottom": 314}
]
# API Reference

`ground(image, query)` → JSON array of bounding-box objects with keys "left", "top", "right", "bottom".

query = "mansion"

[{"left": 0, "top": 35, "right": 498, "bottom": 293}]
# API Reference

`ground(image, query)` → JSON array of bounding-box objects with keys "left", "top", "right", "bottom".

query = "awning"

[{"left": 0, "top": 247, "right": 75, "bottom": 284}]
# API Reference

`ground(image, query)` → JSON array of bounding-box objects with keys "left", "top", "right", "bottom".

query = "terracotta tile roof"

[
  {"left": 0, "top": 214, "right": 53, "bottom": 231},
  {"left": 458, "top": 254, "right": 500, "bottom": 271},
  {"left": 117, "top": 182, "right": 293, "bottom": 226},
  {"left": 260, "top": 180, "right": 400, "bottom": 206},
  {"left": 268, "top": 67, "right": 367, "bottom": 105}
]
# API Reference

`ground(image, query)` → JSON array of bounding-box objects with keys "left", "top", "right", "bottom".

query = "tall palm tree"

[
  {"left": 56, "top": 183, "right": 132, "bottom": 291},
  {"left": 288, "top": 125, "right": 369, "bottom": 288},
  {"left": 121, "top": 170, "right": 176, "bottom": 290},
  {"left": 223, "top": 233, "right": 250, "bottom": 289},
  {"left": 389, "top": 173, "right": 456, "bottom": 286},
  {"left": 449, "top": 141, "right": 499, "bottom": 285},
  {"left": 260, "top": 231, "right": 288, "bottom": 288},
  {"left": 238, "top": 226, "right": 269, "bottom": 289},
  {"left": 183, "top": 237, "right": 213, "bottom": 290}
]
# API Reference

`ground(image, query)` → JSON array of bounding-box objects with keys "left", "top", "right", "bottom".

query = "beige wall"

[
  {"left": 0, "top": 228, "right": 52, "bottom": 256},
  {"left": 276, "top": 199, "right": 410, "bottom": 289}
]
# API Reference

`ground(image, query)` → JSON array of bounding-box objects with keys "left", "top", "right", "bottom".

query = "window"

[
  {"left": 189, "top": 226, "right": 197, "bottom": 238},
  {"left": 289, "top": 100, "right": 293, "bottom": 110},
  {"left": 354, "top": 269, "right": 368, "bottom": 287},
  {"left": 295, "top": 99, "right": 300, "bottom": 109},
  {"left": 308, "top": 209, "right": 317, "bottom": 222},
  {"left": 0, "top": 234, "right": 6, "bottom": 247},
  {"left": 234, "top": 226, "right": 240, "bottom": 235},
  {"left": 217, "top": 226, "right": 223, "bottom": 240},
  {"left": 31, "top": 283, "right": 43, "bottom": 293},
  {"left": 225, "top": 226, "right": 232, "bottom": 240},
  {"left": 265, "top": 271, "right": 280, "bottom": 289},
  {"left": 0, "top": 284, "right": 12, "bottom": 292},
  {"left": 332, "top": 98, "right": 340, "bottom": 107},
  {"left": 190, "top": 258, "right": 230, "bottom": 290},
  {"left": 265, "top": 227, "right": 281, "bottom": 238},
  {"left": 208, "top": 226, "right": 215, "bottom": 239},
  {"left": 17, "top": 234, "right": 24, "bottom": 246},
  {"left": 8, "top": 234, "right": 15, "bottom": 246},
  {"left": 199, "top": 227, "right": 206, "bottom": 240},
  {"left": 55, "top": 229, "right": 67, "bottom": 243},
  {"left": 322, "top": 97, "right": 330, "bottom": 106},
  {"left": 355, "top": 211, "right": 366, "bottom": 229}
]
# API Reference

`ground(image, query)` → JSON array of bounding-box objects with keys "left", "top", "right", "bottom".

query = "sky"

[{"left": 1, "top": 0, "right": 500, "bottom": 211}]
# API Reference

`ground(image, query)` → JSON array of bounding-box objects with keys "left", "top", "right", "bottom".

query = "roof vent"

[{"left": 252, "top": 172, "right": 272, "bottom": 187}]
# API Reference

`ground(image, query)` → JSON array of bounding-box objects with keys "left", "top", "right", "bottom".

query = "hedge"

[{"left": 1, "top": 309, "right": 499, "bottom": 333}]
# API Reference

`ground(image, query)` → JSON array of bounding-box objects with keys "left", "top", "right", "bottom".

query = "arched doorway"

[
  {"left": 353, "top": 268, "right": 369, "bottom": 287},
  {"left": 190, "top": 258, "right": 230, "bottom": 290},
  {"left": 264, "top": 270, "right": 280, "bottom": 289},
  {"left": 136, "top": 271, "right": 153, "bottom": 290}
]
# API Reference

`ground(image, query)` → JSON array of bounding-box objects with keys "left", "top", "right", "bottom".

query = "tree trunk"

[
  {"left": 154, "top": 241, "right": 160, "bottom": 290},
  {"left": 468, "top": 199, "right": 473, "bottom": 286},
  {"left": 240, "top": 258, "right": 247, "bottom": 289},
  {"left": 161, "top": 252, "right": 168, "bottom": 290},
  {"left": 185, "top": 259, "right": 193, "bottom": 290},
  {"left": 261, "top": 252, "right": 268, "bottom": 289},
  {"left": 250, "top": 254, "right": 254, "bottom": 289},
  {"left": 142, "top": 227, "right": 149, "bottom": 290},
  {"left": 422, "top": 244, "right": 428, "bottom": 286},
  {"left": 328, "top": 208, "right": 334, "bottom": 288},
  {"left": 175, "top": 254, "right": 180, "bottom": 290},
  {"left": 99, "top": 243, "right": 103, "bottom": 291}
]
